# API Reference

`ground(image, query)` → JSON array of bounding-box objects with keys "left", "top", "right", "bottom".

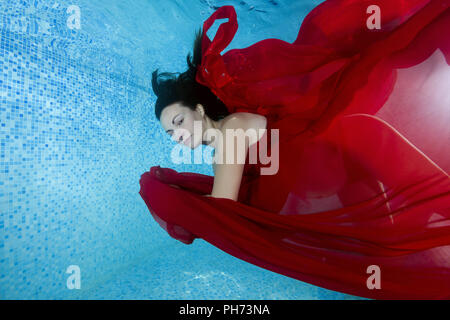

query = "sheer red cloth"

[{"left": 139, "top": 1, "right": 450, "bottom": 299}]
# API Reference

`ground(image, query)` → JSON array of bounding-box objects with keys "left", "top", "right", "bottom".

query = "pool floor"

[{"left": 77, "top": 240, "right": 363, "bottom": 300}]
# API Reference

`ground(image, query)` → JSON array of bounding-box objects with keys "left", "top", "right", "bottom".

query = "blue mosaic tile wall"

[{"left": 0, "top": 0, "right": 353, "bottom": 300}]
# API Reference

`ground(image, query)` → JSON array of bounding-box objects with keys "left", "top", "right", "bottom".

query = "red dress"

[{"left": 139, "top": 0, "right": 450, "bottom": 299}]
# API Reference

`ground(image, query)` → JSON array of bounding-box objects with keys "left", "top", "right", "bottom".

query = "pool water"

[{"left": 0, "top": 0, "right": 360, "bottom": 299}]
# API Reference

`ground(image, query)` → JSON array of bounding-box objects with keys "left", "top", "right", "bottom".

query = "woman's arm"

[
  {"left": 210, "top": 152, "right": 247, "bottom": 201},
  {"left": 206, "top": 113, "right": 266, "bottom": 201}
]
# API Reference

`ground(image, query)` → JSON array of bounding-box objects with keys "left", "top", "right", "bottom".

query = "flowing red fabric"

[{"left": 139, "top": 0, "right": 450, "bottom": 299}]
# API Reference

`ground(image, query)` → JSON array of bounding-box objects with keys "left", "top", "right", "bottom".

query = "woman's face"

[{"left": 160, "top": 102, "right": 204, "bottom": 149}]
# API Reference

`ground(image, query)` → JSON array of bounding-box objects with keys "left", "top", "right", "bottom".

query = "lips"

[{"left": 183, "top": 135, "right": 191, "bottom": 146}]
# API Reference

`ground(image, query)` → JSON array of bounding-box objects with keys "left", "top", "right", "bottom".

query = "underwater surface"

[{"left": 0, "top": 0, "right": 361, "bottom": 299}]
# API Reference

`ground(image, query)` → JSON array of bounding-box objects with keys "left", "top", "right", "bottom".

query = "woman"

[
  {"left": 140, "top": 0, "right": 450, "bottom": 299},
  {"left": 152, "top": 29, "right": 268, "bottom": 201}
]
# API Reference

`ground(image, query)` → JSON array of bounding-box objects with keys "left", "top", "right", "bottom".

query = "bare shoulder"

[
  {"left": 209, "top": 112, "right": 266, "bottom": 200},
  {"left": 220, "top": 112, "right": 267, "bottom": 131}
]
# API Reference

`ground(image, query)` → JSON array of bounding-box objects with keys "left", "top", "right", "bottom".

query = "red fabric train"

[{"left": 139, "top": 0, "right": 450, "bottom": 299}]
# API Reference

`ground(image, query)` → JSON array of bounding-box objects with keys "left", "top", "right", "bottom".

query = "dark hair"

[{"left": 151, "top": 28, "right": 231, "bottom": 121}]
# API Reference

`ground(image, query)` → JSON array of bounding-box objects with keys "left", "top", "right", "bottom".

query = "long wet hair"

[{"left": 151, "top": 28, "right": 231, "bottom": 121}]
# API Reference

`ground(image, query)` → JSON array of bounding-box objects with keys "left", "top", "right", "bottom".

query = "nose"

[{"left": 172, "top": 132, "right": 183, "bottom": 143}]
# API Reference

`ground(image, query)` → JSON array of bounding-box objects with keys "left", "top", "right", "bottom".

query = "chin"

[{"left": 191, "top": 137, "right": 201, "bottom": 149}]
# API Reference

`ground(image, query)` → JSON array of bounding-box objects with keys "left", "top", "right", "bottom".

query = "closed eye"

[{"left": 165, "top": 114, "right": 183, "bottom": 136}]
